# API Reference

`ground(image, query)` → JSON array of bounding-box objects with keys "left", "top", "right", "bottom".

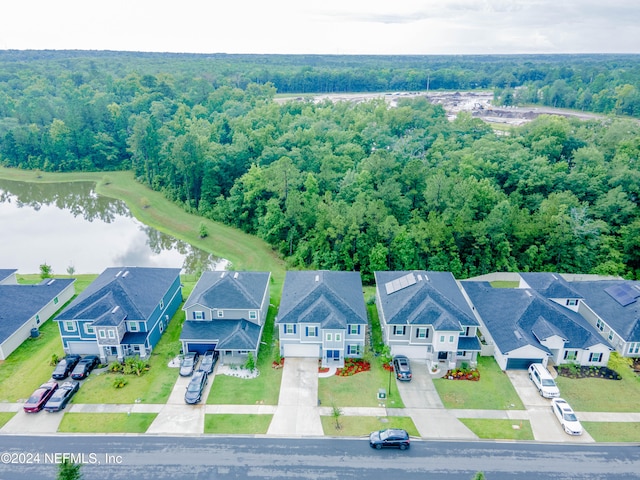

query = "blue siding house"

[{"left": 55, "top": 267, "right": 182, "bottom": 362}]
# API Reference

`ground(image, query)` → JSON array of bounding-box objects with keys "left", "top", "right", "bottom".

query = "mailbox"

[{"left": 377, "top": 388, "right": 387, "bottom": 400}]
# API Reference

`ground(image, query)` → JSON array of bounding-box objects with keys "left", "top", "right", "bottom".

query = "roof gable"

[
  {"left": 519, "top": 272, "right": 583, "bottom": 299},
  {"left": 184, "top": 271, "right": 270, "bottom": 310}
]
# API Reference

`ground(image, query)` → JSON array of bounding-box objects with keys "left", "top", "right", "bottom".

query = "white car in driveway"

[{"left": 551, "top": 398, "right": 583, "bottom": 435}]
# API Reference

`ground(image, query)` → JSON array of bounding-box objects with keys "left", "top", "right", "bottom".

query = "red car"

[{"left": 23, "top": 381, "right": 58, "bottom": 413}]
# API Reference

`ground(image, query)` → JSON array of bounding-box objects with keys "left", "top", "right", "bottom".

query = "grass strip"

[
  {"left": 458, "top": 418, "right": 534, "bottom": 440},
  {"left": 204, "top": 414, "right": 272, "bottom": 434},
  {"left": 320, "top": 415, "right": 418, "bottom": 437},
  {"left": 58, "top": 413, "right": 157, "bottom": 433}
]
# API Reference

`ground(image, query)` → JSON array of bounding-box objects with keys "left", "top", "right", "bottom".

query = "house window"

[
  {"left": 628, "top": 343, "right": 640, "bottom": 355},
  {"left": 35, "top": 314, "right": 40, "bottom": 325},
  {"left": 83, "top": 324, "right": 95, "bottom": 335},
  {"left": 160, "top": 299, "right": 164, "bottom": 309},
  {"left": 596, "top": 318, "right": 605, "bottom": 331},
  {"left": 129, "top": 322, "right": 138, "bottom": 332},
  {"left": 54, "top": 297, "right": 59, "bottom": 305},
  {"left": 439, "top": 335, "right": 445, "bottom": 342},
  {"left": 249, "top": 311, "right": 257, "bottom": 320},
  {"left": 98, "top": 330, "right": 106, "bottom": 339},
  {"left": 305, "top": 326, "right": 317, "bottom": 337},
  {"left": 349, "top": 325, "right": 360, "bottom": 335},
  {"left": 449, "top": 335, "right": 454, "bottom": 342},
  {"left": 335, "top": 333, "right": 341, "bottom": 342},
  {"left": 64, "top": 321, "right": 76, "bottom": 332},
  {"left": 393, "top": 326, "right": 406, "bottom": 336},
  {"left": 193, "top": 311, "right": 205, "bottom": 320},
  {"left": 108, "top": 329, "right": 115, "bottom": 339},
  {"left": 462, "top": 327, "right": 472, "bottom": 336},
  {"left": 347, "top": 344, "right": 361, "bottom": 356},
  {"left": 416, "top": 328, "right": 428, "bottom": 339},
  {"left": 589, "top": 352, "right": 603, "bottom": 362},
  {"left": 326, "top": 333, "right": 333, "bottom": 341},
  {"left": 133, "top": 345, "right": 141, "bottom": 353},
  {"left": 563, "top": 350, "right": 578, "bottom": 361},
  {"left": 285, "top": 324, "right": 297, "bottom": 334},
  {"left": 566, "top": 299, "right": 578, "bottom": 306},
  {"left": 608, "top": 331, "right": 614, "bottom": 341},
  {"left": 457, "top": 351, "right": 467, "bottom": 357},
  {"left": 217, "top": 310, "right": 224, "bottom": 318},
  {"left": 159, "top": 322, "right": 164, "bottom": 333}
]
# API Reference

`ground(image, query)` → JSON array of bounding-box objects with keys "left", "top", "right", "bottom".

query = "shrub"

[
  {"left": 50, "top": 353, "right": 60, "bottom": 366},
  {"left": 112, "top": 376, "right": 128, "bottom": 388},
  {"left": 244, "top": 352, "right": 256, "bottom": 372},
  {"left": 108, "top": 362, "right": 124, "bottom": 373}
]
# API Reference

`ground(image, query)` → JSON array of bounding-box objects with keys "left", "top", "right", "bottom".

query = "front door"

[
  {"left": 327, "top": 349, "right": 341, "bottom": 362},
  {"left": 438, "top": 351, "right": 448, "bottom": 361}
]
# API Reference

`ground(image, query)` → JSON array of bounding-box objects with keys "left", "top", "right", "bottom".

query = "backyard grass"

[
  {"left": 204, "top": 414, "right": 273, "bottom": 434},
  {"left": 581, "top": 422, "right": 640, "bottom": 442},
  {"left": 57, "top": 413, "right": 157, "bottom": 433},
  {"left": 433, "top": 356, "right": 525, "bottom": 410},
  {"left": 458, "top": 418, "right": 534, "bottom": 440},
  {"left": 490, "top": 281, "right": 519, "bottom": 288},
  {"left": 320, "top": 415, "right": 418, "bottom": 437},
  {"left": 0, "top": 412, "right": 16, "bottom": 428}
]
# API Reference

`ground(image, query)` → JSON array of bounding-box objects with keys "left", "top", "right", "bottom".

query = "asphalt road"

[{"left": 0, "top": 435, "right": 638, "bottom": 480}]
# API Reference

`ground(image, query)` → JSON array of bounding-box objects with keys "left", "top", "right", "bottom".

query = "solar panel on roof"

[
  {"left": 385, "top": 273, "right": 417, "bottom": 295},
  {"left": 604, "top": 284, "right": 639, "bottom": 307}
]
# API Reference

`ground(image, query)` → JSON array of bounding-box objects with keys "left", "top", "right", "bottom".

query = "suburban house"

[
  {"left": 461, "top": 274, "right": 612, "bottom": 370},
  {"left": 180, "top": 271, "right": 271, "bottom": 364},
  {"left": 55, "top": 267, "right": 182, "bottom": 363},
  {"left": 277, "top": 270, "right": 367, "bottom": 368},
  {"left": 375, "top": 271, "right": 481, "bottom": 370},
  {"left": 0, "top": 269, "right": 75, "bottom": 360},
  {"left": 542, "top": 277, "right": 640, "bottom": 359}
]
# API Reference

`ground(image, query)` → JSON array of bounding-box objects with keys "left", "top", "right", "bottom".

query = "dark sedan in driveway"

[
  {"left": 71, "top": 355, "right": 100, "bottom": 380},
  {"left": 44, "top": 381, "right": 79, "bottom": 412},
  {"left": 179, "top": 352, "right": 199, "bottom": 377},
  {"left": 369, "top": 429, "right": 411, "bottom": 450},
  {"left": 184, "top": 370, "right": 208, "bottom": 404},
  {"left": 24, "top": 381, "right": 59, "bottom": 413},
  {"left": 52, "top": 354, "right": 81, "bottom": 380},
  {"left": 199, "top": 350, "right": 219, "bottom": 374},
  {"left": 392, "top": 355, "right": 412, "bottom": 381}
]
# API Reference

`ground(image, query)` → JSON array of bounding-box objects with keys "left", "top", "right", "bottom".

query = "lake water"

[{"left": 0, "top": 179, "right": 228, "bottom": 274}]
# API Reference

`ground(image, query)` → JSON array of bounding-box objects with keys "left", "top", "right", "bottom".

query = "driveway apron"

[
  {"left": 1, "top": 409, "right": 65, "bottom": 434},
  {"left": 267, "top": 357, "right": 323, "bottom": 436},
  {"left": 395, "top": 360, "right": 476, "bottom": 440}
]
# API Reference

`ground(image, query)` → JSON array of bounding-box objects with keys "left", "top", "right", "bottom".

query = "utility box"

[{"left": 377, "top": 388, "right": 387, "bottom": 400}]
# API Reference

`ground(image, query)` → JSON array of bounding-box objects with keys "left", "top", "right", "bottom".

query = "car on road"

[
  {"left": 369, "top": 429, "right": 411, "bottom": 450},
  {"left": 199, "top": 350, "right": 219, "bottom": 374},
  {"left": 179, "top": 352, "right": 199, "bottom": 377},
  {"left": 184, "top": 370, "right": 208, "bottom": 404},
  {"left": 23, "top": 381, "right": 59, "bottom": 413},
  {"left": 393, "top": 355, "right": 412, "bottom": 381},
  {"left": 43, "top": 380, "right": 80, "bottom": 412},
  {"left": 71, "top": 355, "right": 100, "bottom": 380},
  {"left": 52, "top": 354, "right": 82, "bottom": 380},
  {"left": 551, "top": 398, "right": 583, "bottom": 435}
]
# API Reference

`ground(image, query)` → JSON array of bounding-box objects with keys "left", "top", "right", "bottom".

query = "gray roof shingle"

[
  {"left": 180, "top": 319, "right": 261, "bottom": 351},
  {"left": 184, "top": 271, "right": 270, "bottom": 310}
]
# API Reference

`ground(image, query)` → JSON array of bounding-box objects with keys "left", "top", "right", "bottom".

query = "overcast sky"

[{"left": 1, "top": 0, "right": 639, "bottom": 55}]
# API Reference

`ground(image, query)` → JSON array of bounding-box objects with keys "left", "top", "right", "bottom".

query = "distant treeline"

[{"left": 1, "top": 51, "right": 640, "bottom": 280}]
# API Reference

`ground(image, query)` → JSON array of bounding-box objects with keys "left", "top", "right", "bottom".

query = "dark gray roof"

[
  {"left": 184, "top": 271, "right": 270, "bottom": 310},
  {"left": 277, "top": 271, "right": 367, "bottom": 328},
  {"left": 569, "top": 280, "right": 640, "bottom": 342},
  {"left": 0, "top": 269, "right": 17, "bottom": 283},
  {"left": 56, "top": 267, "right": 181, "bottom": 325},
  {"left": 121, "top": 331, "right": 148, "bottom": 345},
  {"left": 0, "top": 278, "right": 75, "bottom": 343},
  {"left": 462, "top": 281, "right": 610, "bottom": 355},
  {"left": 180, "top": 319, "right": 261, "bottom": 351},
  {"left": 458, "top": 336, "right": 481, "bottom": 351},
  {"left": 375, "top": 271, "right": 478, "bottom": 330},
  {"left": 519, "top": 273, "right": 583, "bottom": 299}
]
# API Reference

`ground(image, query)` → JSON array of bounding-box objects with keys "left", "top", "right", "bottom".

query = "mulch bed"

[
  {"left": 444, "top": 368, "right": 480, "bottom": 381},
  {"left": 336, "top": 359, "right": 371, "bottom": 376},
  {"left": 556, "top": 365, "right": 622, "bottom": 380}
]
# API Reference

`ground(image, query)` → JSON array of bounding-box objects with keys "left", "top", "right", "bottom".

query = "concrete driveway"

[
  {"left": 506, "top": 370, "right": 595, "bottom": 443},
  {"left": 267, "top": 357, "right": 323, "bottom": 436},
  {"left": 2, "top": 408, "right": 64, "bottom": 434}
]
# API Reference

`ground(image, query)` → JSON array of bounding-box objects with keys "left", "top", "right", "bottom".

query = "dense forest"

[{"left": 1, "top": 51, "right": 640, "bottom": 281}]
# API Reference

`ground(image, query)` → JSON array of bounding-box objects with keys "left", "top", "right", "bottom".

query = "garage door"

[
  {"left": 66, "top": 341, "right": 100, "bottom": 355},
  {"left": 186, "top": 343, "right": 216, "bottom": 354},
  {"left": 506, "top": 358, "right": 542, "bottom": 370},
  {"left": 283, "top": 343, "right": 320, "bottom": 357}
]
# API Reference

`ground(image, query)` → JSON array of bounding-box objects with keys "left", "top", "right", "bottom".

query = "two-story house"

[
  {"left": 180, "top": 271, "right": 271, "bottom": 364},
  {"left": 375, "top": 271, "right": 480, "bottom": 370},
  {"left": 55, "top": 267, "right": 182, "bottom": 363},
  {"left": 277, "top": 270, "right": 367, "bottom": 368}
]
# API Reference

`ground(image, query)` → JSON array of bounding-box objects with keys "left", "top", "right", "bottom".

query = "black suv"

[
  {"left": 393, "top": 355, "right": 412, "bottom": 381},
  {"left": 71, "top": 355, "right": 100, "bottom": 380},
  {"left": 51, "top": 355, "right": 82, "bottom": 380},
  {"left": 369, "top": 429, "right": 411, "bottom": 450}
]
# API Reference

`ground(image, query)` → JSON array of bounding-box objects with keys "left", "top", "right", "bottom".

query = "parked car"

[
  {"left": 23, "top": 381, "right": 59, "bottom": 413},
  {"left": 551, "top": 398, "right": 583, "bottom": 435},
  {"left": 369, "top": 428, "right": 411, "bottom": 450},
  {"left": 43, "top": 381, "right": 80, "bottom": 412},
  {"left": 51, "top": 354, "right": 82, "bottom": 380},
  {"left": 184, "top": 370, "right": 208, "bottom": 404},
  {"left": 392, "top": 355, "right": 412, "bottom": 381},
  {"left": 71, "top": 355, "right": 100, "bottom": 380},
  {"left": 528, "top": 363, "right": 560, "bottom": 398},
  {"left": 179, "top": 352, "right": 199, "bottom": 377},
  {"left": 199, "top": 350, "right": 219, "bottom": 374}
]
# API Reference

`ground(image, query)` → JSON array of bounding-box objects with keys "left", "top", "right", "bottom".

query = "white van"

[{"left": 528, "top": 363, "right": 560, "bottom": 398}]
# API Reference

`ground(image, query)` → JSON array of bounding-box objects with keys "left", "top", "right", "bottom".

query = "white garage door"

[
  {"left": 66, "top": 341, "right": 100, "bottom": 355},
  {"left": 391, "top": 345, "right": 428, "bottom": 360},
  {"left": 283, "top": 343, "right": 320, "bottom": 357}
]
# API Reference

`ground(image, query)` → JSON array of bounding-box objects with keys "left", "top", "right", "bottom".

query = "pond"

[{"left": 0, "top": 179, "right": 228, "bottom": 275}]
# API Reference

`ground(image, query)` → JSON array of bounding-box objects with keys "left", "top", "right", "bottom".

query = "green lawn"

[
  {"left": 490, "top": 281, "right": 519, "bottom": 288},
  {"left": 433, "top": 356, "right": 525, "bottom": 410},
  {"left": 458, "top": 418, "right": 534, "bottom": 440},
  {"left": 204, "top": 414, "right": 273, "bottom": 434},
  {"left": 555, "top": 373, "right": 640, "bottom": 412},
  {"left": 581, "top": 422, "right": 640, "bottom": 442},
  {"left": 320, "top": 415, "right": 418, "bottom": 437},
  {"left": 0, "top": 412, "right": 16, "bottom": 428},
  {"left": 58, "top": 413, "right": 157, "bottom": 433}
]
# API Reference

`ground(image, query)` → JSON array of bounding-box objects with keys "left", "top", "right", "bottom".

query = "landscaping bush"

[{"left": 112, "top": 376, "right": 128, "bottom": 388}]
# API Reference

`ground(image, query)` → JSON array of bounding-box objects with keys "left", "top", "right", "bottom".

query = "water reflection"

[{"left": 0, "top": 179, "right": 228, "bottom": 275}]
